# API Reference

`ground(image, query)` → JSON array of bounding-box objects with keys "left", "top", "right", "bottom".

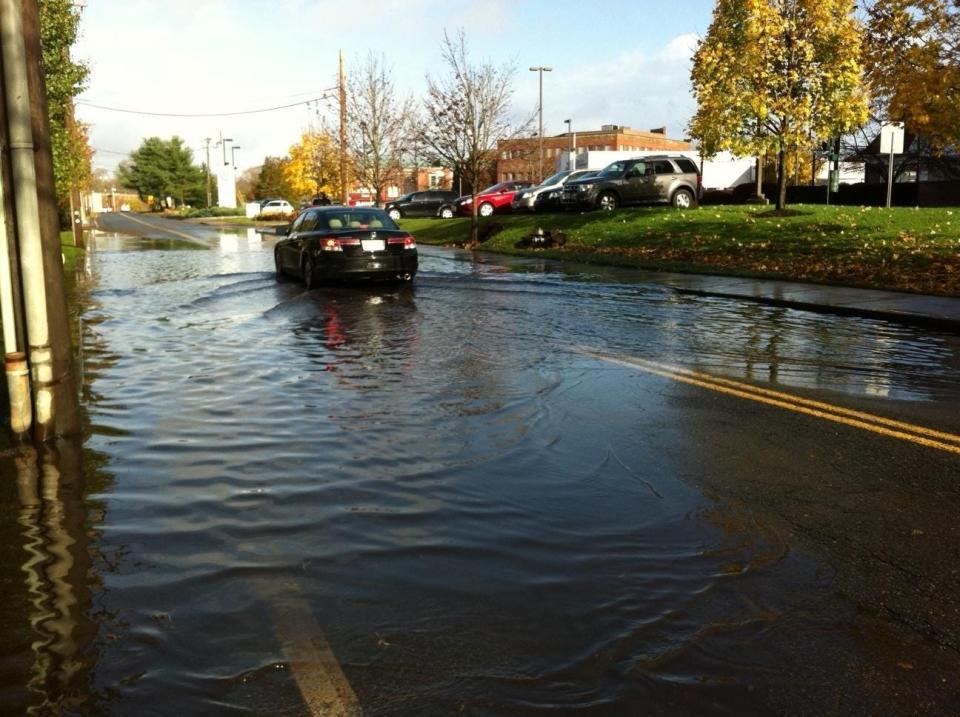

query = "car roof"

[{"left": 310, "top": 205, "right": 383, "bottom": 212}]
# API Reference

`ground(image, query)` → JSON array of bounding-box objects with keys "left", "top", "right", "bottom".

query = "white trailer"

[{"left": 558, "top": 150, "right": 756, "bottom": 190}]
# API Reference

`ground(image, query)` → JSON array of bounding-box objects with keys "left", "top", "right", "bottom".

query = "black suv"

[
  {"left": 562, "top": 155, "right": 701, "bottom": 211},
  {"left": 385, "top": 190, "right": 459, "bottom": 221}
]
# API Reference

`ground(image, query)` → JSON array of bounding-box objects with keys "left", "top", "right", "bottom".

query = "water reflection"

[
  {"left": 3, "top": 440, "right": 100, "bottom": 715},
  {"left": 1, "top": 230, "right": 954, "bottom": 713},
  {"left": 448, "top": 250, "right": 960, "bottom": 403}
]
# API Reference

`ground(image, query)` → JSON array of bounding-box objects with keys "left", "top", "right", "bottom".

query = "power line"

[{"left": 76, "top": 92, "right": 337, "bottom": 118}]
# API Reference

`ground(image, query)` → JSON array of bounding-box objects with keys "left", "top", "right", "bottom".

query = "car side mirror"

[{"left": 276, "top": 225, "right": 290, "bottom": 236}]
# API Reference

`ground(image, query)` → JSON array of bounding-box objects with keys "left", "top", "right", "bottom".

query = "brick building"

[{"left": 497, "top": 125, "right": 693, "bottom": 183}]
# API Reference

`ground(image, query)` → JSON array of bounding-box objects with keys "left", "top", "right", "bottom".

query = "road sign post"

[{"left": 880, "top": 123, "right": 905, "bottom": 209}]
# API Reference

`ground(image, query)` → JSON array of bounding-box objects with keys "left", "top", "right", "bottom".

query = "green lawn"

[
  {"left": 399, "top": 205, "right": 960, "bottom": 296},
  {"left": 60, "top": 230, "right": 83, "bottom": 273}
]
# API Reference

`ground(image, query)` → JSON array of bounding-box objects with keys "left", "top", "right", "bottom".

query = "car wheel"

[
  {"left": 274, "top": 250, "right": 286, "bottom": 281},
  {"left": 672, "top": 188, "right": 695, "bottom": 209},
  {"left": 598, "top": 192, "right": 618, "bottom": 211},
  {"left": 302, "top": 255, "right": 316, "bottom": 290},
  {"left": 388, "top": 208, "right": 402, "bottom": 221},
  {"left": 479, "top": 202, "right": 495, "bottom": 217},
  {"left": 439, "top": 206, "right": 454, "bottom": 219}
]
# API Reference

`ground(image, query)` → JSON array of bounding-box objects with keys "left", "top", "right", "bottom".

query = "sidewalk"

[{"left": 655, "top": 272, "right": 960, "bottom": 331}]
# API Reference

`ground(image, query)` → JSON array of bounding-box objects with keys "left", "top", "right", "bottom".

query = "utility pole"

[
  {"left": 529, "top": 66, "right": 552, "bottom": 182},
  {"left": 339, "top": 50, "right": 348, "bottom": 205},
  {"left": 65, "top": 100, "right": 84, "bottom": 248},
  {"left": 204, "top": 137, "right": 212, "bottom": 207},
  {"left": 0, "top": 116, "right": 31, "bottom": 436},
  {"left": 1, "top": 0, "right": 81, "bottom": 439},
  {"left": 19, "top": 0, "right": 81, "bottom": 437}
]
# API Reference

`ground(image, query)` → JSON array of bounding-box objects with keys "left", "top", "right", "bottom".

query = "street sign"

[{"left": 880, "top": 123, "right": 905, "bottom": 155}]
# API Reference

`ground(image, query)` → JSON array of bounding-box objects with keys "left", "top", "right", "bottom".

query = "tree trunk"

[
  {"left": 469, "top": 191, "right": 478, "bottom": 246},
  {"left": 776, "top": 146, "right": 787, "bottom": 210}
]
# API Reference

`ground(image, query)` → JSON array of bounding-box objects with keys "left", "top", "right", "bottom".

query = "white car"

[{"left": 259, "top": 199, "right": 294, "bottom": 216}]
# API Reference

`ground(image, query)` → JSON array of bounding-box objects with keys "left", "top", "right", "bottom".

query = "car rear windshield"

[
  {"left": 318, "top": 210, "right": 398, "bottom": 231},
  {"left": 675, "top": 158, "right": 700, "bottom": 174}
]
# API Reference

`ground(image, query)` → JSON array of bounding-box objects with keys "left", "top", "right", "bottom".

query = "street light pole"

[
  {"left": 231, "top": 145, "right": 241, "bottom": 168},
  {"left": 529, "top": 66, "right": 552, "bottom": 182},
  {"left": 564, "top": 118, "right": 573, "bottom": 170}
]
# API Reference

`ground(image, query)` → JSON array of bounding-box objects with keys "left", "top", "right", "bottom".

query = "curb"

[{"left": 672, "top": 286, "right": 960, "bottom": 333}]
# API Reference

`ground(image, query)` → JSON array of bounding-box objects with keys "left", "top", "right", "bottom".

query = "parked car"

[
  {"left": 535, "top": 171, "right": 599, "bottom": 212},
  {"left": 447, "top": 181, "right": 533, "bottom": 217},
  {"left": 385, "top": 190, "right": 459, "bottom": 221},
  {"left": 512, "top": 169, "right": 598, "bottom": 212},
  {"left": 260, "top": 199, "right": 295, "bottom": 216},
  {"left": 561, "top": 155, "right": 701, "bottom": 211},
  {"left": 274, "top": 206, "right": 417, "bottom": 287}
]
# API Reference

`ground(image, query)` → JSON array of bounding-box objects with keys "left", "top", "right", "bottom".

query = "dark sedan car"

[
  {"left": 385, "top": 190, "right": 459, "bottom": 221},
  {"left": 274, "top": 207, "right": 417, "bottom": 287}
]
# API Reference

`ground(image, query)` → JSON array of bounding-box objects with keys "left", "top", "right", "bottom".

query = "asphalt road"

[{"left": 2, "top": 210, "right": 958, "bottom": 716}]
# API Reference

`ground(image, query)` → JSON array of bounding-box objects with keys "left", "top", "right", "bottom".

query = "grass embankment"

[
  {"left": 400, "top": 205, "right": 960, "bottom": 296},
  {"left": 60, "top": 230, "right": 83, "bottom": 272}
]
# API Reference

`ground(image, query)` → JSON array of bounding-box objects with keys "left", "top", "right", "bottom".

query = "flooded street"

[{"left": 2, "top": 218, "right": 960, "bottom": 715}]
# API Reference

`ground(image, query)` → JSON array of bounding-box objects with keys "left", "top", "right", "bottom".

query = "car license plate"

[{"left": 361, "top": 239, "right": 384, "bottom": 252}]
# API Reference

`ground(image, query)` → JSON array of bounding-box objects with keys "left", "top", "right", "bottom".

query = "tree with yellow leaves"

[
  {"left": 690, "top": 0, "right": 869, "bottom": 209},
  {"left": 284, "top": 130, "right": 339, "bottom": 201},
  {"left": 864, "top": 0, "right": 959, "bottom": 152}
]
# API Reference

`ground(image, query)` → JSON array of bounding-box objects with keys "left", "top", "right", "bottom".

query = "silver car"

[{"left": 511, "top": 169, "right": 598, "bottom": 212}]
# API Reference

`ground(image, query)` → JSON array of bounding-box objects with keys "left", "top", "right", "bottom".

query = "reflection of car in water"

[
  {"left": 287, "top": 285, "right": 419, "bottom": 377},
  {"left": 274, "top": 206, "right": 418, "bottom": 287}
]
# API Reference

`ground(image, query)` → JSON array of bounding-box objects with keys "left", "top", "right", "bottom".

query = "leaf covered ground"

[{"left": 401, "top": 205, "right": 960, "bottom": 296}]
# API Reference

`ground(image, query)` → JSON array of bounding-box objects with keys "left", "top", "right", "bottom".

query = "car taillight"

[
  {"left": 321, "top": 238, "right": 342, "bottom": 252},
  {"left": 388, "top": 235, "right": 416, "bottom": 249}
]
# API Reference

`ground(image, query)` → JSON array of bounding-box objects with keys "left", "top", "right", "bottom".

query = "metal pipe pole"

[
  {"left": 204, "top": 137, "right": 212, "bottom": 207},
  {"left": 886, "top": 147, "right": 894, "bottom": 209},
  {"left": 0, "top": 168, "right": 31, "bottom": 435},
  {"left": 0, "top": 0, "right": 53, "bottom": 437}
]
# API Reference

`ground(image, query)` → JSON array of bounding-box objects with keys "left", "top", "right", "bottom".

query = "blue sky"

[{"left": 75, "top": 0, "right": 717, "bottom": 174}]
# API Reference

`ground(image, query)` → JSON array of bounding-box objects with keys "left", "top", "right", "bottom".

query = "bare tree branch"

[
  {"left": 346, "top": 53, "right": 414, "bottom": 206},
  {"left": 418, "top": 29, "right": 531, "bottom": 244}
]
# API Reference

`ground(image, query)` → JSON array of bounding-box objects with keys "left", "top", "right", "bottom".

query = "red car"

[{"left": 454, "top": 181, "right": 533, "bottom": 217}]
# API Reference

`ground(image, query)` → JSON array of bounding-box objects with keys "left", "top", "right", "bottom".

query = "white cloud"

[
  {"left": 515, "top": 33, "right": 700, "bottom": 141},
  {"left": 74, "top": 1, "right": 701, "bottom": 177}
]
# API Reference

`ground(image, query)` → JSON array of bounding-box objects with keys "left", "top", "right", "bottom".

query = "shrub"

[{"left": 179, "top": 206, "right": 246, "bottom": 218}]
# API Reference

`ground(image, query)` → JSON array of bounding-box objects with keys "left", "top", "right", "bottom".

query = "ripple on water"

[{"left": 26, "top": 239, "right": 957, "bottom": 713}]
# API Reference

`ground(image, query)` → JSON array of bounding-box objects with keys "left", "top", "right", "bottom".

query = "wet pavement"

[{"left": 1, "top": 212, "right": 960, "bottom": 716}]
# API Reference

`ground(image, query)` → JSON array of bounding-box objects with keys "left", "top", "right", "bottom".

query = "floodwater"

[{"left": 1, "top": 227, "right": 959, "bottom": 715}]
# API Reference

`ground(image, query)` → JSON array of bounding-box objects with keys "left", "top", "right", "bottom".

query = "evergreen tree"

[{"left": 118, "top": 137, "right": 205, "bottom": 208}]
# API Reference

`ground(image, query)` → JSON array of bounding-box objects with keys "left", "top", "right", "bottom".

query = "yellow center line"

[
  {"left": 580, "top": 350, "right": 960, "bottom": 455},
  {"left": 111, "top": 212, "right": 209, "bottom": 245},
  {"left": 634, "top": 356, "right": 960, "bottom": 446},
  {"left": 263, "top": 580, "right": 362, "bottom": 716}
]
